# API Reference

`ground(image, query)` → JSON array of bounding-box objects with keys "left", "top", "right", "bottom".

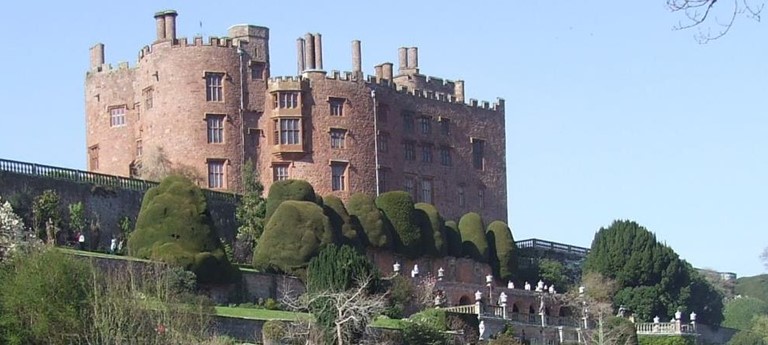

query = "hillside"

[{"left": 735, "top": 274, "right": 768, "bottom": 302}]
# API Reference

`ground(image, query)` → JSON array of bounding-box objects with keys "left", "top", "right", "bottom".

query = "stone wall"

[{"left": 0, "top": 171, "right": 238, "bottom": 248}]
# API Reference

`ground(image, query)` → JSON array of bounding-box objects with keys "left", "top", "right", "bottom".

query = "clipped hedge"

[
  {"left": 458, "top": 212, "right": 488, "bottom": 263},
  {"left": 375, "top": 191, "right": 421, "bottom": 257},
  {"left": 253, "top": 200, "right": 335, "bottom": 274},
  {"left": 265, "top": 179, "right": 317, "bottom": 221},
  {"left": 128, "top": 175, "right": 234, "bottom": 284},
  {"left": 323, "top": 195, "right": 362, "bottom": 249},
  {"left": 638, "top": 335, "right": 694, "bottom": 345},
  {"left": 347, "top": 193, "right": 391, "bottom": 248},
  {"left": 414, "top": 203, "right": 447, "bottom": 257},
  {"left": 486, "top": 221, "right": 517, "bottom": 281},
  {"left": 444, "top": 220, "right": 462, "bottom": 257}
]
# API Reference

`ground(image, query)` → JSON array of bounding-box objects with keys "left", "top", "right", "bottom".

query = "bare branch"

[{"left": 668, "top": 0, "right": 764, "bottom": 42}]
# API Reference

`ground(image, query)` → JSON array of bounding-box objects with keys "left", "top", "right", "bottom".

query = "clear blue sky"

[{"left": 0, "top": 1, "right": 765, "bottom": 277}]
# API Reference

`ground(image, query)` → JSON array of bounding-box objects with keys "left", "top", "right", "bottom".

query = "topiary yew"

[
  {"left": 322, "top": 195, "right": 362, "bottom": 249},
  {"left": 265, "top": 179, "right": 317, "bottom": 221},
  {"left": 253, "top": 200, "right": 335, "bottom": 274},
  {"left": 458, "top": 212, "right": 488, "bottom": 263},
  {"left": 128, "top": 175, "right": 234, "bottom": 284},
  {"left": 346, "top": 193, "right": 391, "bottom": 249},
  {"left": 486, "top": 221, "right": 517, "bottom": 281},
  {"left": 375, "top": 191, "right": 421, "bottom": 257},
  {"left": 414, "top": 203, "right": 447, "bottom": 257},
  {"left": 444, "top": 220, "right": 462, "bottom": 257}
]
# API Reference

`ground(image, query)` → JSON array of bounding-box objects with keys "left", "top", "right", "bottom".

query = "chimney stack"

[
  {"left": 407, "top": 47, "right": 418, "bottom": 70},
  {"left": 154, "top": 12, "right": 166, "bottom": 41},
  {"left": 90, "top": 43, "right": 105, "bottom": 70},
  {"left": 454, "top": 80, "right": 465, "bottom": 103},
  {"left": 351, "top": 40, "right": 362, "bottom": 74},
  {"left": 296, "top": 38, "right": 306, "bottom": 74},
  {"left": 314, "top": 33, "right": 323, "bottom": 70},
  {"left": 382, "top": 62, "right": 393, "bottom": 81},
  {"left": 374, "top": 65, "right": 383, "bottom": 81},
  {"left": 164, "top": 10, "right": 178, "bottom": 42},
  {"left": 304, "top": 33, "right": 315, "bottom": 70},
  {"left": 398, "top": 47, "right": 407, "bottom": 71}
]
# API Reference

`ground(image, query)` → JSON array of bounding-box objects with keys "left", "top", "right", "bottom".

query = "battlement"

[
  {"left": 325, "top": 70, "right": 355, "bottom": 81},
  {"left": 366, "top": 75, "right": 504, "bottom": 112},
  {"left": 138, "top": 36, "right": 237, "bottom": 60},
  {"left": 87, "top": 61, "right": 135, "bottom": 76}
]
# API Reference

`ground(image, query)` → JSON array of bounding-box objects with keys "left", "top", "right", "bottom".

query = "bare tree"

[
  {"left": 138, "top": 146, "right": 203, "bottom": 185},
  {"left": 668, "top": 0, "right": 764, "bottom": 42},
  {"left": 567, "top": 272, "right": 637, "bottom": 345},
  {"left": 280, "top": 275, "right": 388, "bottom": 345}
]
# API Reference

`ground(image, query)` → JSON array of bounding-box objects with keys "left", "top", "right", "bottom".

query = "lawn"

[
  {"left": 215, "top": 306, "right": 310, "bottom": 321},
  {"left": 371, "top": 316, "right": 408, "bottom": 330}
]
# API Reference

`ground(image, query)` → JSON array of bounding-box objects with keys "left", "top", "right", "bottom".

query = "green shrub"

[
  {"left": 727, "top": 330, "right": 767, "bottom": 345},
  {"left": 128, "top": 175, "right": 234, "bottom": 284},
  {"left": 323, "top": 195, "right": 362, "bottom": 249},
  {"left": 414, "top": 203, "right": 447, "bottom": 257},
  {"left": 253, "top": 200, "right": 334, "bottom": 274},
  {"left": 638, "top": 335, "right": 695, "bottom": 345},
  {"left": 307, "top": 244, "right": 379, "bottom": 293},
  {"left": 384, "top": 275, "right": 414, "bottom": 319},
  {"left": 444, "top": 220, "right": 462, "bottom": 257},
  {"left": 346, "top": 193, "right": 391, "bottom": 248},
  {"left": 375, "top": 191, "right": 421, "bottom": 257},
  {"left": 264, "top": 298, "right": 280, "bottom": 310},
  {"left": 262, "top": 320, "right": 287, "bottom": 342},
  {"left": 409, "top": 308, "right": 447, "bottom": 330},
  {"left": 458, "top": 212, "right": 488, "bottom": 262},
  {"left": 265, "top": 179, "right": 317, "bottom": 221},
  {"left": 67, "top": 202, "right": 86, "bottom": 237},
  {"left": 32, "top": 189, "right": 60, "bottom": 241},
  {"left": 486, "top": 221, "right": 517, "bottom": 281},
  {"left": 402, "top": 321, "right": 446, "bottom": 345},
  {"left": 723, "top": 296, "right": 768, "bottom": 330},
  {"left": 0, "top": 249, "right": 91, "bottom": 345}
]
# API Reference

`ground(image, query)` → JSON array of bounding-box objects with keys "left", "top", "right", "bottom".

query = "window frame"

[
  {"left": 273, "top": 118, "right": 301, "bottom": 145},
  {"left": 273, "top": 164, "right": 290, "bottom": 181},
  {"left": 420, "top": 178, "right": 433, "bottom": 204},
  {"left": 421, "top": 144, "right": 433, "bottom": 163},
  {"left": 205, "top": 72, "right": 224, "bottom": 102},
  {"left": 472, "top": 138, "right": 485, "bottom": 170},
  {"left": 330, "top": 128, "right": 347, "bottom": 149},
  {"left": 440, "top": 146, "right": 452, "bottom": 166},
  {"left": 109, "top": 106, "right": 127, "bottom": 127},
  {"left": 331, "top": 162, "right": 348, "bottom": 191},
  {"left": 207, "top": 159, "right": 226, "bottom": 189},
  {"left": 419, "top": 116, "right": 431, "bottom": 135},
  {"left": 206, "top": 114, "right": 226, "bottom": 144},
  {"left": 329, "top": 97, "right": 345, "bottom": 116},
  {"left": 404, "top": 141, "right": 415, "bottom": 161}
]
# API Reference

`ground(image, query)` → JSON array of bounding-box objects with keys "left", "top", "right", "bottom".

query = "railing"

[
  {"left": 442, "top": 304, "right": 480, "bottom": 315},
  {"left": 635, "top": 322, "right": 697, "bottom": 335},
  {"left": 0, "top": 158, "right": 239, "bottom": 202},
  {"left": 516, "top": 238, "right": 590, "bottom": 256},
  {"left": 443, "top": 304, "right": 581, "bottom": 328}
]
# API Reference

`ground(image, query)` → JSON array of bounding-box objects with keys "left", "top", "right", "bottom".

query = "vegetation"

[
  {"left": 458, "top": 212, "right": 488, "bottom": 262},
  {"left": 306, "top": 244, "right": 378, "bottom": 293},
  {"left": 401, "top": 319, "right": 446, "bottom": 345},
  {"left": 638, "top": 335, "right": 695, "bottom": 345},
  {"left": 323, "top": 195, "right": 362, "bottom": 249},
  {"left": 444, "top": 220, "right": 462, "bottom": 257},
  {"left": 264, "top": 179, "right": 317, "bottom": 221},
  {"left": 376, "top": 191, "right": 422, "bottom": 257},
  {"left": 584, "top": 220, "right": 723, "bottom": 325},
  {"left": 128, "top": 175, "right": 234, "bottom": 284},
  {"left": 68, "top": 201, "right": 86, "bottom": 238},
  {"left": 414, "top": 203, "right": 447, "bottom": 257},
  {"left": 32, "top": 189, "right": 60, "bottom": 241},
  {"left": 723, "top": 297, "right": 768, "bottom": 330},
  {"left": 727, "top": 330, "right": 768, "bottom": 345},
  {"left": 234, "top": 159, "right": 266, "bottom": 263},
  {"left": 735, "top": 274, "right": 768, "bottom": 303},
  {"left": 486, "top": 220, "right": 517, "bottom": 281},
  {"left": 0, "top": 198, "right": 34, "bottom": 261},
  {"left": 346, "top": 193, "right": 391, "bottom": 248},
  {"left": 252, "top": 200, "right": 334, "bottom": 274}
]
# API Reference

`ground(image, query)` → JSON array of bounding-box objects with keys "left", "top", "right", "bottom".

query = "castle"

[{"left": 85, "top": 10, "right": 507, "bottom": 222}]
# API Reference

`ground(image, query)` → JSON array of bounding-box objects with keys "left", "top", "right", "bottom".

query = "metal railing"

[
  {"left": 516, "top": 238, "right": 590, "bottom": 256},
  {"left": 0, "top": 158, "right": 239, "bottom": 202}
]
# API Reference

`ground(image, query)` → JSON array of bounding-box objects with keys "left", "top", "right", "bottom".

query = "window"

[
  {"left": 205, "top": 73, "right": 224, "bottom": 102},
  {"left": 206, "top": 115, "right": 225, "bottom": 143},
  {"left": 402, "top": 111, "right": 414, "bottom": 132},
  {"left": 251, "top": 62, "right": 265, "bottom": 79},
  {"left": 478, "top": 188, "right": 485, "bottom": 209},
  {"left": 421, "top": 144, "right": 433, "bottom": 163},
  {"left": 404, "top": 142, "right": 415, "bottom": 160},
  {"left": 331, "top": 162, "right": 348, "bottom": 191},
  {"left": 135, "top": 102, "right": 141, "bottom": 120},
  {"left": 378, "top": 103, "right": 389, "bottom": 122},
  {"left": 110, "top": 107, "right": 126, "bottom": 127},
  {"left": 273, "top": 118, "right": 301, "bottom": 145},
  {"left": 88, "top": 145, "right": 99, "bottom": 170},
  {"left": 419, "top": 116, "right": 431, "bottom": 135},
  {"left": 144, "top": 88, "right": 153, "bottom": 109},
  {"left": 273, "top": 92, "right": 299, "bottom": 109},
  {"left": 458, "top": 186, "right": 466, "bottom": 207},
  {"left": 440, "top": 147, "right": 452, "bottom": 166},
  {"left": 472, "top": 138, "right": 485, "bottom": 170},
  {"left": 330, "top": 129, "right": 346, "bottom": 149},
  {"left": 404, "top": 176, "right": 415, "bottom": 198},
  {"left": 378, "top": 168, "right": 387, "bottom": 193},
  {"left": 329, "top": 97, "right": 345, "bottom": 116},
  {"left": 420, "top": 179, "right": 433, "bottom": 204},
  {"left": 273, "top": 164, "right": 289, "bottom": 181},
  {"left": 378, "top": 132, "right": 389, "bottom": 152},
  {"left": 207, "top": 160, "right": 225, "bottom": 188},
  {"left": 136, "top": 140, "right": 143, "bottom": 157},
  {"left": 440, "top": 118, "right": 450, "bottom": 135}
]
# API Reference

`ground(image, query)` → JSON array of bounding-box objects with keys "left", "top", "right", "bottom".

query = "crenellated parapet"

[
  {"left": 365, "top": 75, "right": 504, "bottom": 113},
  {"left": 138, "top": 36, "right": 237, "bottom": 61}
]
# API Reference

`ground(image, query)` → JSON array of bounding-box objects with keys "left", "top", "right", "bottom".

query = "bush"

[
  {"left": 0, "top": 249, "right": 91, "bottom": 345},
  {"left": 128, "top": 175, "right": 234, "bottom": 284},
  {"left": 323, "top": 195, "right": 362, "bottom": 249},
  {"left": 486, "top": 221, "right": 517, "bottom": 281},
  {"left": 638, "top": 335, "right": 695, "bottom": 345},
  {"left": 385, "top": 275, "right": 414, "bottom": 318},
  {"left": 32, "top": 189, "right": 60, "bottom": 241},
  {"left": 402, "top": 321, "right": 446, "bottom": 345},
  {"left": 723, "top": 296, "right": 768, "bottom": 330},
  {"left": 264, "top": 298, "right": 281, "bottom": 310},
  {"left": 444, "top": 220, "right": 462, "bottom": 257},
  {"left": 409, "top": 309, "right": 447, "bottom": 330},
  {"left": 253, "top": 200, "right": 334, "bottom": 274},
  {"left": 375, "top": 191, "right": 421, "bottom": 257},
  {"left": 727, "top": 330, "right": 767, "bottom": 345},
  {"left": 306, "top": 244, "right": 379, "bottom": 293},
  {"left": 414, "top": 203, "right": 447, "bottom": 257},
  {"left": 262, "top": 320, "right": 287, "bottom": 342},
  {"left": 458, "top": 212, "right": 488, "bottom": 262},
  {"left": 265, "top": 179, "right": 317, "bottom": 221},
  {"left": 347, "top": 193, "right": 391, "bottom": 248}
]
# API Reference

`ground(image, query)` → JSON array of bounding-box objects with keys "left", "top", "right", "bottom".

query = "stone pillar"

[
  {"left": 304, "top": 33, "right": 315, "bottom": 70},
  {"left": 351, "top": 40, "right": 362, "bottom": 74},
  {"left": 382, "top": 62, "right": 393, "bottom": 80},
  {"left": 314, "top": 33, "right": 323, "bottom": 70},
  {"left": 164, "top": 10, "right": 178, "bottom": 42},
  {"left": 154, "top": 12, "right": 166, "bottom": 41},
  {"left": 374, "top": 64, "right": 383, "bottom": 81},
  {"left": 296, "top": 38, "right": 306, "bottom": 73},
  {"left": 398, "top": 47, "right": 407, "bottom": 71},
  {"left": 90, "top": 43, "right": 105, "bottom": 70},
  {"left": 407, "top": 47, "right": 418, "bottom": 69}
]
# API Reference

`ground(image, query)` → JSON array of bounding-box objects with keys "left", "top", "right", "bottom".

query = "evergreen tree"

[
  {"left": 235, "top": 160, "right": 266, "bottom": 249},
  {"left": 458, "top": 212, "right": 488, "bottom": 263},
  {"left": 375, "top": 191, "right": 421, "bottom": 257}
]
